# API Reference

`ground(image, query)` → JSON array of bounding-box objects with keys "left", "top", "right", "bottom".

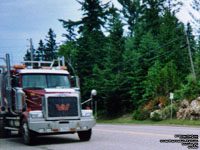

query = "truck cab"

[{"left": 0, "top": 54, "right": 96, "bottom": 145}]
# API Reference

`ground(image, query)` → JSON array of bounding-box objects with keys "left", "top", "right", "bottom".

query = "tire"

[
  {"left": 0, "top": 118, "right": 5, "bottom": 138},
  {"left": 78, "top": 129, "right": 92, "bottom": 141},
  {"left": 21, "top": 118, "right": 35, "bottom": 145},
  {"left": 0, "top": 117, "right": 11, "bottom": 138}
]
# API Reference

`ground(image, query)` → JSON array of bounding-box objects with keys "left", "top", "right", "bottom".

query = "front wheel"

[
  {"left": 78, "top": 129, "right": 92, "bottom": 141},
  {"left": 21, "top": 118, "right": 35, "bottom": 145},
  {"left": 0, "top": 117, "right": 11, "bottom": 138}
]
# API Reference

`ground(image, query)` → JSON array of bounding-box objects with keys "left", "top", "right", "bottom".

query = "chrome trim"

[
  {"left": 44, "top": 93, "right": 81, "bottom": 120},
  {"left": 28, "top": 117, "right": 96, "bottom": 133}
]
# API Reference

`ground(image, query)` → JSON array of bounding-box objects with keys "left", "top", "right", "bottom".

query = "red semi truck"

[{"left": 0, "top": 54, "right": 96, "bottom": 145}]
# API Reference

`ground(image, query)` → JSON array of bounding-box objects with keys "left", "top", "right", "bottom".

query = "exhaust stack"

[{"left": 6, "top": 54, "right": 17, "bottom": 115}]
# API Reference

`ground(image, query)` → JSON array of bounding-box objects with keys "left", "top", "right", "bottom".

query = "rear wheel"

[
  {"left": 78, "top": 129, "right": 92, "bottom": 141},
  {"left": 21, "top": 118, "right": 35, "bottom": 145}
]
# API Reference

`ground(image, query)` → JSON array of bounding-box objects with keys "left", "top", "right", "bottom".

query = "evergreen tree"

[
  {"left": 117, "top": 0, "right": 141, "bottom": 36},
  {"left": 58, "top": 42, "right": 77, "bottom": 74},
  {"left": 59, "top": 19, "right": 77, "bottom": 42},
  {"left": 44, "top": 28, "right": 57, "bottom": 61},
  {"left": 105, "top": 5, "right": 125, "bottom": 71},
  {"left": 158, "top": 9, "right": 188, "bottom": 77},
  {"left": 188, "top": 0, "right": 200, "bottom": 34},
  {"left": 124, "top": 31, "right": 159, "bottom": 107},
  {"left": 141, "top": 0, "right": 165, "bottom": 36},
  {"left": 35, "top": 40, "right": 45, "bottom": 61},
  {"left": 24, "top": 50, "right": 31, "bottom": 61},
  {"left": 24, "top": 46, "right": 36, "bottom": 61},
  {"left": 95, "top": 5, "right": 126, "bottom": 116},
  {"left": 144, "top": 9, "right": 189, "bottom": 100},
  {"left": 56, "top": 0, "right": 200, "bottom": 118},
  {"left": 194, "top": 36, "right": 200, "bottom": 80},
  {"left": 60, "top": 0, "right": 109, "bottom": 34},
  {"left": 77, "top": 0, "right": 109, "bottom": 33},
  {"left": 60, "top": 0, "right": 109, "bottom": 99},
  {"left": 59, "top": 19, "right": 78, "bottom": 73}
]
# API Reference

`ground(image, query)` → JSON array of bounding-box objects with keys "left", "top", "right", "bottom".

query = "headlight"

[
  {"left": 82, "top": 110, "right": 93, "bottom": 117},
  {"left": 29, "top": 111, "right": 43, "bottom": 119}
]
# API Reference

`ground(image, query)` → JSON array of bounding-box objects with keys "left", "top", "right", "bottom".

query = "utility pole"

[
  {"left": 185, "top": 30, "right": 196, "bottom": 80},
  {"left": 29, "top": 38, "right": 34, "bottom": 67}
]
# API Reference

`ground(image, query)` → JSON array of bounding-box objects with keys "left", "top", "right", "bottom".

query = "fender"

[{"left": 22, "top": 111, "right": 28, "bottom": 121}]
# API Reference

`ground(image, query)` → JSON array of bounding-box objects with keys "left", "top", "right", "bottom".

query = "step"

[
  {"left": 5, "top": 117, "right": 20, "bottom": 120},
  {"left": 4, "top": 127, "right": 19, "bottom": 131}
]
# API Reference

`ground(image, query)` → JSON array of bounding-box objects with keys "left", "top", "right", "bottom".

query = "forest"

[{"left": 24, "top": 0, "right": 200, "bottom": 119}]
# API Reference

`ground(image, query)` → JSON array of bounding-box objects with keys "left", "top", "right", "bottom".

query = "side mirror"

[
  {"left": 91, "top": 89, "right": 97, "bottom": 96},
  {"left": 71, "top": 76, "right": 80, "bottom": 89}
]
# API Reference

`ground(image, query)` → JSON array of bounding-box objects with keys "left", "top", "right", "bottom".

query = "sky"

[
  {"left": 0, "top": 0, "right": 120, "bottom": 65},
  {"left": 0, "top": 0, "right": 82, "bottom": 65},
  {"left": 0, "top": 0, "right": 199, "bottom": 66}
]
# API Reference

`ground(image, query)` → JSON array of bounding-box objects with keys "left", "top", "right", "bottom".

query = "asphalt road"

[{"left": 0, "top": 124, "right": 199, "bottom": 150}]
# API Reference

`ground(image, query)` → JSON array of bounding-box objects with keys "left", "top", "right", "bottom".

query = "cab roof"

[{"left": 19, "top": 69, "right": 69, "bottom": 74}]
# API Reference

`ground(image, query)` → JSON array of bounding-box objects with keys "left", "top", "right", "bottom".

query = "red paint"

[
  {"left": 19, "top": 74, "right": 22, "bottom": 87},
  {"left": 22, "top": 111, "right": 28, "bottom": 121},
  {"left": 24, "top": 90, "right": 44, "bottom": 111},
  {"left": 52, "top": 129, "right": 59, "bottom": 132},
  {"left": 27, "top": 108, "right": 32, "bottom": 112},
  {"left": 23, "top": 89, "right": 74, "bottom": 111},
  {"left": 24, "top": 89, "right": 46, "bottom": 96},
  {"left": 23, "top": 89, "right": 73, "bottom": 96}
]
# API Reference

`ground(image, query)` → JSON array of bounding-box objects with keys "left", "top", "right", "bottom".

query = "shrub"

[
  {"left": 151, "top": 112, "right": 162, "bottom": 121},
  {"left": 132, "top": 109, "right": 149, "bottom": 120},
  {"left": 159, "top": 104, "right": 179, "bottom": 119},
  {"left": 175, "top": 74, "right": 200, "bottom": 101}
]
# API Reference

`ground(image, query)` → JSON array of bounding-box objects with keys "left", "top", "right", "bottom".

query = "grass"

[
  {"left": 97, "top": 119, "right": 200, "bottom": 126},
  {"left": 96, "top": 115, "right": 200, "bottom": 126}
]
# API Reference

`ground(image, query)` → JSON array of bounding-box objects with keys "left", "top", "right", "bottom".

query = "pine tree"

[
  {"left": 194, "top": 36, "right": 200, "bottom": 80},
  {"left": 56, "top": 0, "right": 200, "bottom": 117},
  {"left": 144, "top": 8, "right": 190, "bottom": 100},
  {"left": 24, "top": 50, "right": 31, "bottom": 61},
  {"left": 44, "top": 28, "right": 57, "bottom": 61},
  {"left": 125, "top": 31, "right": 159, "bottom": 107},
  {"left": 59, "top": 19, "right": 77, "bottom": 42},
  {"left": 105, "top": 5, "right": 125, "bottom": 71},
  {"left": 35, "top": 40, "right": 45, "bottom": 61},
  {"left": 58, "top": 42, "right": 77, "bottom": 74},
  {"left": 158, "top": 9, "right": 188, "bottom": 77},
  {"left": 60, "top": 0, "right": 110, "bottom": 100},
  {"left": 96, "top": 5, "right": 126, "bottom": 116},
  {"left": 77, "top": 0, "right": 109, "bottom": 33},
  {"left": 117, "top": 0, "right": 141, "bottom": 36},
  {"left": 188, "top": 0, "right": 200, "bottom": 33},
  {"left": 141, "top": 0, "right": 165, "bottom": 36},
  {"left": 24, "top": 46, "right": 36, "bottom": 61}
]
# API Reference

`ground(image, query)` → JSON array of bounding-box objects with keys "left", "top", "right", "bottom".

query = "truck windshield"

[{"left": 22, "top": 74, "right": 71, "bottom": 89}]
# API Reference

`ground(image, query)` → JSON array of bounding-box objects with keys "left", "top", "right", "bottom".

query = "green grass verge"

[{"left": 97, "top": 119, "right": 200, "bottom": 126}]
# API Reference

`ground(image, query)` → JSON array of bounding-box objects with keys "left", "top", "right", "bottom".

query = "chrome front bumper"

[{"left": 28, "top": 117, "right": 96, "bottom": 134}]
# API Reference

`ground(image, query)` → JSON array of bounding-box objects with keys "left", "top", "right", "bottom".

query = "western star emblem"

[{"left": 56, "top": 104, "right": 70, "bottom": 111}]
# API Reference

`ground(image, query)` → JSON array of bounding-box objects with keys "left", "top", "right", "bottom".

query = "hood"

[{"left": 23, "top": 88, "right": 76, "bottom": 96}]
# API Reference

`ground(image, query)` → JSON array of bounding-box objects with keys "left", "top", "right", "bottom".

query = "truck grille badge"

[{"left": 56, "top": 104, "right": 70, "bottom": 111}]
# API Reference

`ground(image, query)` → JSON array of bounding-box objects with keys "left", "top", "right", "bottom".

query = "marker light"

[{"left": 13, "top": 65, "right": 25, "bottom": 69}]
